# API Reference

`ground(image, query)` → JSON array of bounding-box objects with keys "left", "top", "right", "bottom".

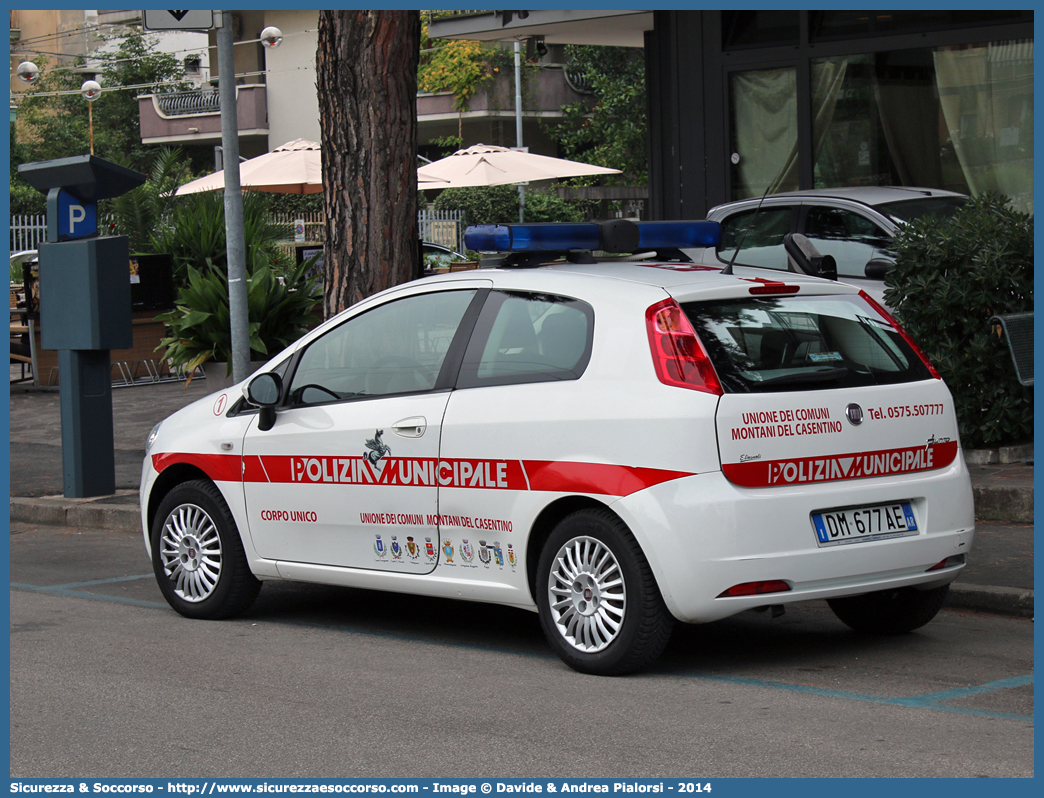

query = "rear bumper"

[{"left": 613, "top": 452, "right": 975, "bottom": 623}]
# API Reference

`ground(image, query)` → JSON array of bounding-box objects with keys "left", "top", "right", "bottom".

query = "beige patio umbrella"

[
  {"left": 176, "top": 138, "right": 323, "bottom": 195},
  {"left": 416, "top": 143, "right": 620, "bottom": 188},
  {"left": 418, "top": 168, "right": 450, "bottom": 188}
]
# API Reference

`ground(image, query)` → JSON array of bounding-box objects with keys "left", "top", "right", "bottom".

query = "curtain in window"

[
  {"left": 934, "top": 39, "right": 1033, "bottom": 212},
  {"left": 730, "top": 59, "right": 847, "bottom": 199},
  {"left": 872, "top": 67, "right": 943, "bottom": 188},
  {"left": 730, "top": 68, "right": 798, "bottom": 198}
]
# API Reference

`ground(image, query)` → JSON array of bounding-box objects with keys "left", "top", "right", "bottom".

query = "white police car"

[{"left": 141, "top": 220, "right": 974, "bottom": 675}]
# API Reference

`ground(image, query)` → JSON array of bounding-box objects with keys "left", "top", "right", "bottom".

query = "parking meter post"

[
  {"left": 16, "top": 155, "right": 146, "bottom": 498},
  {"left": 57, "top": 350, "right": 117, "bottom": 496},
  {"left": 217, "top": 10, "right": 251, "bottom": 384}
]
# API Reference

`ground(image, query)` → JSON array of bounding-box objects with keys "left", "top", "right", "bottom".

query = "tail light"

[
  {"left": 744, "top": 277, "right": 801, "bottom": 295},
  {"left": 646, "top": 299, "right": 722, "bottom": 395},
  {"left": 927, "top": 554, "right": 965, "bottom": 571},
  {"left": 717, "top": 580, "right": 791, "bottom": 598},
  {"left": 859, "top": 291, "right": 941, "bottom": 379}
]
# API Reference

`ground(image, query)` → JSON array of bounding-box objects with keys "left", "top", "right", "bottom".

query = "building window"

[
  {"left": 729, "top": 67, "right": 797, "bottom": 198},
  {"left": 934, "top": 39, "right": 1033, "bottom": 212},
  {"left": 729, "top": 59, "right": 848, "bottom": 199},
  {"left": 811, "top": 40, "right": 1033, "bottom": 212}
]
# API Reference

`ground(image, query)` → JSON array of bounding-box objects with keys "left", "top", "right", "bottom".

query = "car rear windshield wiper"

[{"left": 744, "top": 367, "right": 850, "bottom": 387}]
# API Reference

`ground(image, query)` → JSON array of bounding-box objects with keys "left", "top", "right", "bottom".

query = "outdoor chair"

[{"left": 989, "top": 312, "right": 1034, "bottom": 387}]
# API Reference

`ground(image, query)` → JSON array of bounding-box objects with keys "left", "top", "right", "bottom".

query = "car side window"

[
  {"left": 287, "top": 289, "right": 477, "bottom": 405},
  {"left": 715, "top": 206, "right": 794, "bottom": 270},
  {"left": 804, "top": 207, "right": 893, "bottom": 277},
  {"left": 457, "top": 291, "right": 594, "bottom": 388}
]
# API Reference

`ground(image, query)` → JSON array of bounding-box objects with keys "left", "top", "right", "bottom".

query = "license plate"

[{"left": 812, "top": 502, "right": 917, "bottom": 547}]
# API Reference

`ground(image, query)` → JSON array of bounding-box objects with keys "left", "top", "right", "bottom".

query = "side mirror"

[
  {"left": 784, "top": 233, "right": 837, "bottom": 280},
  {"left": 245, "top": 372, "right": 282, "bottom": 431},
  {"left": 865, "top": 258, "right": 895, "bottom": 280}
]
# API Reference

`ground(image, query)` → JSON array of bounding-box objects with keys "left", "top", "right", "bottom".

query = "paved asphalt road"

[{"left": 9, "top": 521, "right": 1033, "bottom": 779}]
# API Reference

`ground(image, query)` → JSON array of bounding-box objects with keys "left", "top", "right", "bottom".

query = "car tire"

[
  {"left": 536, "top": 508, "right": 674, "bottom": 675},
  {"left": 151, "top": 479, "right": 261, "bottom": 620},
  {"left": 827, "top": 584, "right": 949, "bottom": 635}
]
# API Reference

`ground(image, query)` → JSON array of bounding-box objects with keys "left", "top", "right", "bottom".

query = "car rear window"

[
  {"left": 876, "top": 196, "right": 967, "bottom": 226},
  {"left": 682, "top": 294, "right": 933, "bottom": 393}
]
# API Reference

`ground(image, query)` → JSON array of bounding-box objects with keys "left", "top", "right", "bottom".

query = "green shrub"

[
  {"left": 9, "top": 179, "right": 45, "bottom": 216},
  {"left": 523, "top": 189, "right": 590, "bottom": 223},
  {"left": 885, "top": 192, "right": 1033, "bottom": 449},
  {"left": 433, "top": 184, "right": 518, "bottom": 226},
  {"left": 432, "top": 184, "right": 589, "bottom": 225}
]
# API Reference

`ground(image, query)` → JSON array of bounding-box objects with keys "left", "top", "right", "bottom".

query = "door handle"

[{"left": 392, "top": 417, "right": 426, "bottom": 438}]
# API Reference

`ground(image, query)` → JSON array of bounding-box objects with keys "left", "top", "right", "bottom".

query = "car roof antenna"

[{"left": 721, "top": 183, "right": 771, "bottom": 276}]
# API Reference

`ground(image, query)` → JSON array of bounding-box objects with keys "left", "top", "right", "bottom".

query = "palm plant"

[{"left": 107, "top": 147, "right": 192, "bottom": 253}]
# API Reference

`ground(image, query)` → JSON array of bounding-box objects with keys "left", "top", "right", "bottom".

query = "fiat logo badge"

[{"left": 846, "top": 403, "right": 863, "bottom": 425}]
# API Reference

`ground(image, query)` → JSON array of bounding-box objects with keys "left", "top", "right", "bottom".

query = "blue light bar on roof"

[
  {"left": 466, "top": 223, "right": 601, "bottom": 252},
  {"left": 464, "top": 220, "right": 721, "bottom": 254},
  {"left": 634, "top": 221, "right": 722, "bottom": 249}
]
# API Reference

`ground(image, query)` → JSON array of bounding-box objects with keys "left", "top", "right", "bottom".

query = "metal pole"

[
  {"left": 514, "top": 41, "right": 525, "bottom": 223},
  {"left": 88, "top": 103, "right": 94, "bottom": 155},
  {"left": 217, "top": 10, "right": 250, "bottom": 384}
]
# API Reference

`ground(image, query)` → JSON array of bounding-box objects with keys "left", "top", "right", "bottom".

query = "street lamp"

[
  {"left": 16, "top": 61, "right": 40, "bottom": 84},
  {"left": 260, "top": 26, "right": 283, "bottom": 49},
  {"left": 81, "top": 80, "right": 101, "bottom": 155}
]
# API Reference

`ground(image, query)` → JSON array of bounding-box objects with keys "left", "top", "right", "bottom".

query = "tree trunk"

[{"left": 317, "top": 11, "right": 420, "bottom": 316}]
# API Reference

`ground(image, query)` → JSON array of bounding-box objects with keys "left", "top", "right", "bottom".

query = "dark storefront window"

[
  {"left": 812, "top": 41, "right": 1033, "bottom": 212},
  {"left": 729, "top": 67, "right": 797, "bottom": 198},
  {"left": 729, "top": 60, "right": 848, "bottom": 199}
]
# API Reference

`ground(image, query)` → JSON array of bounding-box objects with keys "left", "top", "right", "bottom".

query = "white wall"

[{"left": 263, "top": 10, "right": 320, "bottom": 148}]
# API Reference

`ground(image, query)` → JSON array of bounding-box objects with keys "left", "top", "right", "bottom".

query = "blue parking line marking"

[
  {"left": 693, "top": 673, "right": 1033, "bottom": 722},
  {"left": 52, "top": 574, "right": 155, "bottom": 589},
  {"left": 11, "top": 579, "right": 167, "bottom": 610},
  {"left": 891, "top": 674, "right": 1034, "bottom": 706}
]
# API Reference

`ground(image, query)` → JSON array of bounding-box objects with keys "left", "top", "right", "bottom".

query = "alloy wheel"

[
  {"left": 546, "top": 535, "right": 626, "bottom": 652},
  {"left": 158, "top": 503, "right": 223, "bottom": 603}
]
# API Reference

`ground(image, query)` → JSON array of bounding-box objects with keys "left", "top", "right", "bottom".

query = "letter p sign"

[{"left": 56, "top": 190, "right": 97, "bottom": 240}]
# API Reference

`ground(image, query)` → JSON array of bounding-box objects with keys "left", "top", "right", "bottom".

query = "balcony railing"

[{"left": 156, "top": 89, "right": 221, "bottom": 117}]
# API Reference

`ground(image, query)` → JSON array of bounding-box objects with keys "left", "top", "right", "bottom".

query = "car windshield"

[
  {"left": 682, "top": 295, "right": 933, "bottom": 393},
  {"left": 875, "top": 196, "right": 967, "bottom": 226}
]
